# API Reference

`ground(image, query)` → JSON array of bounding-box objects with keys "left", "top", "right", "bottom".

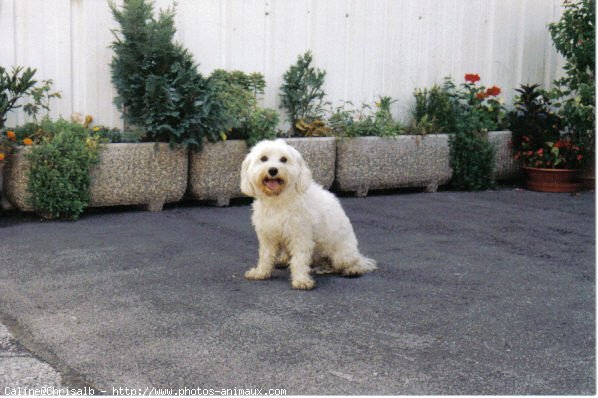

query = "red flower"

[
  {"left": 577, "top": 154, "right": 583, "bottom": 161},
  {"left": 464, "top": 73, "right": 481, "bottom": 83},
  {"left": 536, "top": 148, "right": 543, "bottom": 156},
  {"left": 485, "top": 86, "right": 501, "bottom": 96},
  {"left": 475, "top": 92, "right": 488, "bottom": 100}
]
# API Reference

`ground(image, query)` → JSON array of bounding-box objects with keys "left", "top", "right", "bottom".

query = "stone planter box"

[
  {"left": 188, "top": 137, "right": 337, "bottom": 206},
  {"left": 488, "top": 130, "right": 521, "bottom": 180},
  {"left": 335, "top": 131, "right": 518, "bottom": 196},
  {"left": 3, "top": 143, "right": 187, "bottom": 213},
  {"left": 335, "top": 135, "right": 452, "bottom": 196}
]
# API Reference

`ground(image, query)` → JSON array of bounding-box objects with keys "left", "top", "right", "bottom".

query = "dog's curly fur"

[{"left": 240, "top": 139, "right": 376, "bottom": 290}]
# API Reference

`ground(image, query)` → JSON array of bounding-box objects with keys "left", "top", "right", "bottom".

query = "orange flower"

[
  {"left": 476, "top": 92, "right": 488, "bottom": 100},
  {"left": 6, "top": 130, "right": 16, "bottom": 141},
  {"left": 0, "top": 152, "right": 5, "bottom": 161},
  {"left": 485, "top": 86, "right": 501, "bottom": 96},
  {"left": 22, "top": 138, "right": 33, "bottom": 146},
  {"left": 464, "top": 73, "right": 481, "bottom": 83}
]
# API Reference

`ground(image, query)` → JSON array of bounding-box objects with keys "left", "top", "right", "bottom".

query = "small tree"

[
  {"left": 279, "top": 51, "right": 327, "bottom": 135},
  {"left": 549, "top": 0, "right": 595, "bottom": 165},
  {"left": 0, "top": 66, "right": 37, "bottom": 130},
  {"left": 109, "top": 0, "right": 227, "bottom": 149}
]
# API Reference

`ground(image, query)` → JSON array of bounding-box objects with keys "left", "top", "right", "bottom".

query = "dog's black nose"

[{"left": 268, "top": 167, "right": 278, "bottom": 177}]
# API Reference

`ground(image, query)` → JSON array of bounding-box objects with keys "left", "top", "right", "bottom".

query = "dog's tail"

[
  {"left": 342, "top": 255, "right": 377, "bottom": 276},
  {"left": 358, "top": 255, "right": 377, "bottom": 272}
]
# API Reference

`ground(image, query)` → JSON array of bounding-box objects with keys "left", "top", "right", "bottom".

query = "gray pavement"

[{"left": 0, "top": 189, "right": 594, "bottom": 395}]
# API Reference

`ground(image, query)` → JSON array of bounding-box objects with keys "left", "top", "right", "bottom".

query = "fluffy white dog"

[{"left": 240, "top": 139, "right": 376, "bottom": 290}]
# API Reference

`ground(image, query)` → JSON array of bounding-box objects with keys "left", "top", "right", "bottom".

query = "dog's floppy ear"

[
  {"left": 240, "top": 152, "right": 256, "bottom": 197},
  {"left": 290, "top": 146, "right": 313, "bottom": 194}
]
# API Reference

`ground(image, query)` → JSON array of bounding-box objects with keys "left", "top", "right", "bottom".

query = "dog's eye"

[
  {"left": 260, "top": 156, "right": 268, "bottom": 162},
  {"left": 280, "top": 157, "right": 287, "bottom": 163}
]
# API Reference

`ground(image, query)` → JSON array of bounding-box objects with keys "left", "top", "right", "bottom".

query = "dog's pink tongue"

[{"left": 265, "top": 179, "right": 280, "bottom": 190}]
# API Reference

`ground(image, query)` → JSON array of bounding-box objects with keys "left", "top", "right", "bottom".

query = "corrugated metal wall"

[{"left": 0, "top": 0, "right": 564, "bottom": 129}]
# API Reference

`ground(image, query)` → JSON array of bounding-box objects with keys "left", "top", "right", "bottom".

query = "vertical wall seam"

[
  {"left": 342, "top": 0, "right": 351, "bottom": 100},
  {"left": 12, "top": 0, "right": 17, "bottom": 66},
  {"left": 70, "top": 0, "right": 75, "bottom": 117},
  {"left": 381, "top": 0, "right": 388, "bottom": 93}
]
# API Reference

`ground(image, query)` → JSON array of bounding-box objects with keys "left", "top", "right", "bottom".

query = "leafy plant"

[
  {"left": 109, "top": 0, "right": 228, "bottom": 149},
  {"left": 449, "top": 108, "right": 496, "bottom": 191},
  {"left": 245, "top": 108, "right": 280, "bottom": 147},
  {"left": 509, "top": 84, "right": 583, "bottom": 169},
  {"left": 280, "top": 51, "right": 328, "bottom": 135},
  {"left": 413, "top": 74, "right": 502, "bottom": 190},
  {"left": 26, "top": 119, "right": 103, "bottom": 220},
  {"left": 509, "top": 84, "right": 562, "bottom": 155},
  {"left": 0, "top": 66, "right": 38, "bottom": 130},
  {"left": 328, "top": 97, "right": 402, "bottom": 137},
  {"left": 549, "top": 0, "right": 595, "bottom": 166},
  {"left": 517, "top": 138, "right": 583, "bottom": 169},
  {"left": 412, "top": 84, "right": 454, "bottom": 134},
  {"left": 210, "top": 69, "right": 279, "bottom": 145},
  {"left": 22, "top": 79, "right": 61, "bottom": 124}
]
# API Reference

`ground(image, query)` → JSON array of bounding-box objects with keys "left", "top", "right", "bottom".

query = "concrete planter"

[
  {"left": 488, "top": 130, "right": 521, "bottom": 180},
  {"left": 187, "top": 140, "right": 249, "bottom": 206},
  {"left": 188, "top": 137, "right": 337, "bottom": 206},
  {"left": 284, "top": 137, "right": 336, "bottom": 190},
  {"left": 335, "top": 135, "right": 452, "bottom": 196},
  {"left": 334, "top": 131, "right": 518, "bottom": 196},
  {"left": 3, "top": 143, "right": 187, "bottom": 213}
]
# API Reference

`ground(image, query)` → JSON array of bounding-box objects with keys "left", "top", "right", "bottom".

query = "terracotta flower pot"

[{"left": 523, "top": 166, "right": 581, "bottom": 193}]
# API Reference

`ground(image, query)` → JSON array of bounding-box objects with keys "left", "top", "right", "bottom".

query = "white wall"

[{"left": 0, "top": 0, "right": 565, "bottom": 129}]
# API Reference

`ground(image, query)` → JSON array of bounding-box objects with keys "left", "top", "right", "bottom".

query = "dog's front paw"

[
  {"left": 245, "top": 268, "right": 271, "bottom": 280},
  {"left": 291, "top": 277, "right": 315, "bottom": 290}
]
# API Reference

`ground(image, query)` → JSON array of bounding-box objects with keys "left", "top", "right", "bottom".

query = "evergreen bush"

[{"left": 109, "top": 0, "right": 227, "bottom": 149}]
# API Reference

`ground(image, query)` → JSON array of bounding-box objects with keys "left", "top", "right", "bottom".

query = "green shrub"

[
  {"left": 328, "top": 97, "right": 402, "bottom": 137},
  {"left": 109, "top": 0, "right": 228, "bottom": 149},
  {"left": 412, "top": 84, "right": 454, "bottom": 134},
  {"left": 26, "top": 119, "right": 103, "bottom": 220},
  {"left": 245, "top": 108, "right": 280, "bottom": 147},
  {"left": 0, "top": 66, "right": 37, "bottom": 130},
  {"left": 509, "top": 84, "right": 562, "bottom": 155},
  {"left": 413, "top": 74, "right": 502, "bottom": 190},
  {"left": 280, "top": 51, "right": 328, "bottom": 135},
  {"left": 209, "top": 69, "right": 279, "bottom": 146},
  {"left": 449, "top": 108, "right": 495, "bottom": 191},
  {"left": 549, "top": 0, "right": 595, "bottom": 166}
]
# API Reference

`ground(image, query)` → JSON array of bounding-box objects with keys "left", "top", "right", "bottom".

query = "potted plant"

[
  {"left": 334, "top": 74, "right": 514, "bottom": 196},
  {"left": 510, "top": 84, "right": 583, "bottom": 192},
  {"left": 331, "top": 97, "right": 451, "bottom": 196},
  {"left": 187, "top": 70, "right": 279, "bottom": 206},
  {"left": 3, "top": 117, "right": 188, "bottom": 217},
  {"left": 274, "top": 51, "right": 337, "bottom": 189}
]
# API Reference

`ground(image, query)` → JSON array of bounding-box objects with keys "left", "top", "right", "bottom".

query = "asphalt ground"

[{"left": 0, "top": 189, "right": 594, "bottom": 395}]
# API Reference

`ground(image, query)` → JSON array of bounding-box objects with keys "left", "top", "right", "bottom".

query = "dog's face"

[{"left": 240, "top": 139, "right": 312, "bottom": 198}]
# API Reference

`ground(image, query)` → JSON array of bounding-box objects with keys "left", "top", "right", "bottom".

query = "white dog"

[{"left": 240, "top": 139, "right": 376, "bottom": 290}]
